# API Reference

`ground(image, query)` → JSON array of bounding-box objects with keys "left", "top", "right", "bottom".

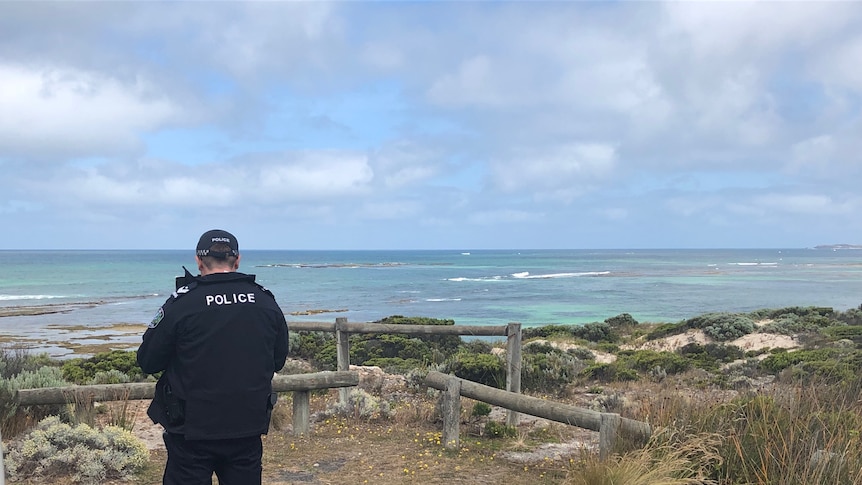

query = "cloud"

[
  {"left": 490, "top": 143, "right": 616, "bottom": 200},
  {"left": 468, "top": 209, "right": 542, "bottom": 225},
  {"left": 0, "top": 64, "right": 180, "bottom": 160},
  {"left": 254, "top": 152, "right": 374, "bottom": 200}
]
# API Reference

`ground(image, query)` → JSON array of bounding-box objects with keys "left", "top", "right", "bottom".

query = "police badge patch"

[{"left": 149, "top": 307, "right": 165, "bottom": 328}]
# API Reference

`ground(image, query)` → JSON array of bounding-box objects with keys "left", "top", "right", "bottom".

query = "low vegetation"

[{"left": 2, "top": 306, "right": 862, "bottom": 483}]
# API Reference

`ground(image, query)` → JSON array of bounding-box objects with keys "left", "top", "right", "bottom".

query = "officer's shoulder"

[
  {"left": 170, "top": 281, "right": 199, "bottom": 300},
  {"left": 254, "top": 282, "right": 276, "bottom": 299}
]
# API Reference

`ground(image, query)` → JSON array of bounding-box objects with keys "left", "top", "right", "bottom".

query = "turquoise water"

[{"left": 1, "top": 249, "right": 861, "bottom": 336}]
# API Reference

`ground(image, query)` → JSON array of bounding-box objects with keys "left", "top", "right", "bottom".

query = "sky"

[{"left": 1, "top": 2, "right": 861, "bottom": 250}]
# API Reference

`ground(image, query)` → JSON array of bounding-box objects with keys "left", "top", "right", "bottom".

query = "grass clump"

[{"left": 4, "top": 415, "right": 148, "bottom": 484}]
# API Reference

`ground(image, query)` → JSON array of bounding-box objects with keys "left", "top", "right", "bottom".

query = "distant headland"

[{"left": 814, "top": 244, "right": 862, "bottom": 250}]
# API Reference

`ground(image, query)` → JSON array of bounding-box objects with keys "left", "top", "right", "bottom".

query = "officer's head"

[{"left": 195, "top": 229, "right": 240, "bottom": 274}]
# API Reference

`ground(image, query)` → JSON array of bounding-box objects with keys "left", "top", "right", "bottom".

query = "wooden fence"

[
  {"left": 12, "top": 371, "right": 359, "bottom": 437},
  {"left": 290, "top": 317, "right": 524, "bottom": 426},
  {"left": 425, "top": 371, "right": 651, "bottom": 461}
]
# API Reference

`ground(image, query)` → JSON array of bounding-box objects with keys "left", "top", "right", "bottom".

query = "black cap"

[{"left": 196, "top": 229, "right": 239, "bottom": 258}]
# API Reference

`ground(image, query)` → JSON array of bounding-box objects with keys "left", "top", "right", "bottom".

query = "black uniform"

[{"left": 137, "top": 271, "right": 289, "bottom": 484}]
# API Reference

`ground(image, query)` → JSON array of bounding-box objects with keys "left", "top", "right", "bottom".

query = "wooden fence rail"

[
  {"left": 424, "top": 371, "right": 651, "bottom": 461},
  {"left": 290, "top": 318, "right": 524, "bottom": 426},
  {"left": 13, "top": 371, "right": 359, "bottom": 437}
]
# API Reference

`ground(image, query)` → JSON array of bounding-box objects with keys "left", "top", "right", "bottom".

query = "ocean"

[{"left": 2, "top": 249, "right": 861, "bottom": 356}]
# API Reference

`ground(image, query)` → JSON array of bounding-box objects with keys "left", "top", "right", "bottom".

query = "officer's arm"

[
  {"left": 273, "top": 312, "right": 289, "bottom": 371},
  {"left": 137, "top": 304, "right": 177, "bottom": 374}
]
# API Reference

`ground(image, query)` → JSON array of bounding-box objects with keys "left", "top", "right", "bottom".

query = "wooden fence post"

[
  {"left": 292, "top": 391, "right": 310, "bottom": 436},
  {"left": 1, "top": 424, "right": 5, "bottom": 485},
  {"left": 506, "top": 322, "right": 522, "bottom": 427},
  {"left": 599, "top": 412, "right": 621, "bottom": 462},
  {"left": 442, "top": 377, "right": 462, "bottom": 450},
  {"left": 335, "top": 317, "right": 350, "bottom": 405}
]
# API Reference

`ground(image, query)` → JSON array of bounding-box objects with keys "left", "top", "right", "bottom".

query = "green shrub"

[
  {"left": 0, "top": 347, "right": 56, "bottom": 379},
  {"left": 484, "top": 420, "right": 516, "bottom": 438},
  {"left": 749, "top": 306, "right": 834, "bottom": 321},
  {"left": 1, "top": 366, "right": 70, "bottom": 436},
  {"left": 684, "top": 313, "right": 755, "bottom": 341},
  {"left": 645, "top": 322, "right": 685, "bottom": 341},
  {"left": 580, "top": 362, "right": 639, "bottom": 383},
  {"left": 618, "top": 350, "right": 691, "bottom": 375},
  {"left": 4, "top": 415, "right": 148, "bottom": 484},
  {"left": 522, "top": 324, "right": 577, "bottom": 339},
  {"left": 472, "top": 402, "right": 492, "bottom": 417},
  {"left": 567, "top": 346, "right": 596, "bottom": 361},
  {"left": 445, "top": 353, "right": 505, "bottom": 388},
  {"left": 576, "top": 322, "right": 619, "bottom": 343},
  {"left": 521, "top": 351, "right": 584, "bottom": 394},
  {"left": 522, "top": 322, "right": 618, "bottom": 343},
  {"left": 61, "top": 351, "right": 144, "bottom": 384},
  {"left": 821, "top": 326, "right": 862, "bottom": 347},
  {"left": 289, "top": 331, "right": 337, "bottom": 369},
  {"left": 835, "top": 307, "right": 862, "bottom": 326},
  {"left": 605, "top": 313, "right": 638, "bottom": 327},
  {"left": 677, "top": 343, "right": 745, "bottom": 371},
  {"left": 351, "top": 334, "right": 431, "bottom": 364},
  {"left": 89, "top": 370, "right": 132, "bottom": 385},
  {"left": 761, "top": 311, "right": 835, "bottom": 335},
  {"left": 373, "top": 315, "right": 462, "bottom": 355},
  {"left": 760, "top": 348, "right": 862, "bottom": 382},
  {"left": 460, "top": 339, "right": 493, "bottom": 354}
]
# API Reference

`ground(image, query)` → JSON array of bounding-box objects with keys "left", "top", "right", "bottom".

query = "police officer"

[{"left": 137, "top": 229, "right": 289, "bottom": 485}]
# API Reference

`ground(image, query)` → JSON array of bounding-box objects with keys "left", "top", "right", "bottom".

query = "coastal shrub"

[
  {"left": 684, "top": 313, "right": 755, "bottom": 341},
  {"left": 445, "top": 352, "right": 505, "bottom": 388},
  {"left": 567, "top": 346, "right": 596, "bottom": 361},
  {"left": 576, "top": 322, "right": 619, "bottom": 343},
  {"left": 821, "top": 326, "right": 862, "bottom": 347},
  {"left": 352, "top": 334, "right": 429, "bottom": 363},
  {"left": 4, "top": 415, "right": 148, "bottom": 484},
  {"left": 760, "top": 348, "right": 846, "bottom": 374},
  {"left": 749, "top": 306, "right": 835, "bottom": 321},
  {"left": 522, "top": 324, "right": 577, "bottom": 340},
  {"left": 760, "top": 314, "right": 803, "bottom": 335},
  {"left": 521, "top": 351, "right": 585, "bottom": 394},
  {"left": 0, "top": 347, "right": 56, "bottom": 379},
  {"left": 1, "top": 366, "right": 71, "bottom": 436},
  {"left": 290, "top": 316, "right": 463, "bottom": 371},
  {"left": 523, "top": 340, "right": 559, "bottom": 355},
  {"left": 89, "top": 370, "right": 132, "bottom": 385},
  {"left": 471, "top": 402, "right": 492, "bottom": 417},
  {"left": 645, "top": 322, "right": 685, "bottom": 341},
  {"left": 835, "top": 307, "right": 862, "bottom": 326},
  {"left": 677, "top": 343, "right": 745, "bottom": 371},
  {"left": 522, "top": 322, "right": 618, "bottom": 343},
  {"left": 289, "top": 331, "right": 337, "bottom": 370},
  {"left": 604, "top": 313, "right": 638, "bottom": 327},
  {"left": 373, "top": 315, "right": 462, "bottom": 355},
  {"left": 780, "top": 359, "right": 861, "bottom": 384},
  {"left": 580, "top": 362, "right": 639, "bottom": 383},
  {"left": 345, "top": 316, "right": 463, "bottom": 370},
  {"left": 460, "top": 339, "right": 493, "bottom": 355},
  {"left": 62, "top": 351, "right": 144, "bottom": 384},
  {"left": 323, "top": 388, "right": 393, "bottom": 421},
  {"left": 484, "top": 420, "right": 516, "bottom": 438},
  {"left": 618, "top": 350, "right": 691, "bottom": 375}
]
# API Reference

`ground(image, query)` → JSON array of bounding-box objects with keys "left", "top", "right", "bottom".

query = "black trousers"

[{"left": 162, "top": 432, "right": 263, "bottom": 485}]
